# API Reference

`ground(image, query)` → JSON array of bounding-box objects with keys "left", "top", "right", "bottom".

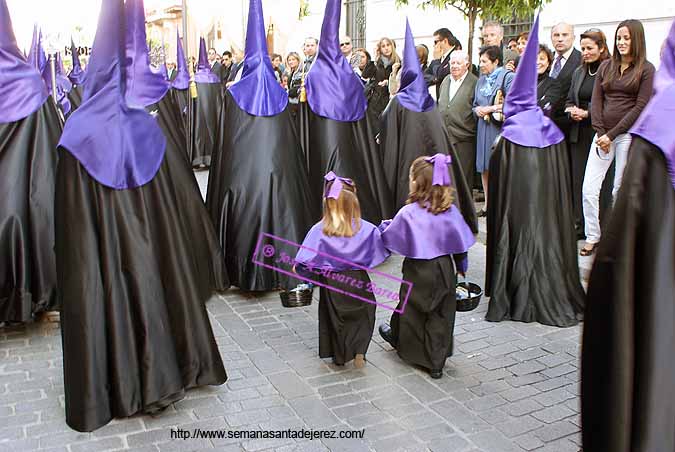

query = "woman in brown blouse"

[{"left": 580, "top": 19, "right": 655, "bottom": 256}]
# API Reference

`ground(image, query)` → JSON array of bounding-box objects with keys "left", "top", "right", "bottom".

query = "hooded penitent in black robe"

[
  {"left": 581, "top": 137, "right": 675, "bottom": 452},
  {"left": 299, "top": 102, "right": 392, "bottom": 224},
  {"left": 169, "top": 88, "right": 194, "bottom": 164},
  {"left": 192, "top": 83, "right": 220, "bottom": 167},
  {"left": 380, "top": 96, "right": 478, "bottom": 232},
  {"left": 0, "top": 100, "right": 61, "bottom": 323},
  {"left": 206, "top": 92, "right": 318, "bottom": 291},
  {"left": 67, "top": 85, "right": 83, "bottom": 111},
  {"left": 150, "top": 94, "right": 229, "bottom": 292},
  {"left": 485, "top": 139, "right": 585, "bottom": 326}
]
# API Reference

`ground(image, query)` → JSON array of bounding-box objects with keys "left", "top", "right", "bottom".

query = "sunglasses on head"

[
  {"left": 584, "top": 28, "right": 602, "bottom": 33},
  {"left": 340, "top": 42, "right": 351, "bottom": 46}
]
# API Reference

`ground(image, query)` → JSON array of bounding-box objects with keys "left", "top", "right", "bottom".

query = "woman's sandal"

[{"left": 579, "top": 243, "right": 597, "bottom": 256}]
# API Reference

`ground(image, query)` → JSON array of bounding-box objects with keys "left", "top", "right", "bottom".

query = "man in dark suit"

[
  {"left": 425, "top": 27, "right": 458, "bottom": 101},
  {"left": 220, "top": 50, "right": 233, "bottom": 83},
  {"left": 438, "top": 50, "right": 478, "bottom": 189},
  {"left": 548, "top": 22, "right": 582, "bottom": 133},
  {"left": 207, "top": 47, "right": 222, "bottom": 78},
  {"left": 166, "top": 62, "right": 177, "bottom": 81}
]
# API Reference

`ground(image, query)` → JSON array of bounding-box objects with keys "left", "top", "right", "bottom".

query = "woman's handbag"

[{"left": 488, "top": 73, "right": 508, "bottom": 125}]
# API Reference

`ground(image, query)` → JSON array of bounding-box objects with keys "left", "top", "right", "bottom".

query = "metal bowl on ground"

[
  {"left": 456, "top": 281, "right": 483, "bottom": 312},
  {"left": 279, "top": 285, "right": 314, "bottom": 308}
]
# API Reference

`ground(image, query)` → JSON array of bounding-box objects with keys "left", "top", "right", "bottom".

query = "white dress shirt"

[
  {"left": 549, "top": 47, "right": 574, "bottom": 77},
  {"left": 448, "top": 72, "right": 468, "bottom": 102}
]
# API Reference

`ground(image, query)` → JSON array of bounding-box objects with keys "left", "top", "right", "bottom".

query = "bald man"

[{"left": 549, "top": 22, "right": 582, "bottom": 132}]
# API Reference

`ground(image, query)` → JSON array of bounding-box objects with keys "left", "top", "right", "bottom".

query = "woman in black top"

[
  {"left": 564, "top": 29, "right": 610, "bottom": 238},
  {"left": 536, "top": 44, "right": 564, "bottom": 116},
  {"left": 366, "top": 37, "right": 400, "bottom": 135}
]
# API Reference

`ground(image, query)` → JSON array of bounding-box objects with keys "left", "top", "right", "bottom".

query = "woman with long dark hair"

[
  {"left": 580, "top": 19, "right": 655, "bottom": 256},
  {"left": 564, "top": 29, "right": 610, "bottom": 239}
]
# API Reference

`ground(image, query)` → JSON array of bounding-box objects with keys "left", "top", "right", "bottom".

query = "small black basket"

[
  {"left": 279, "top": 287, "right": 314, "bottom": 308},
  {"left": 456, "top": 281, "right": 483, "bottom": 312}
]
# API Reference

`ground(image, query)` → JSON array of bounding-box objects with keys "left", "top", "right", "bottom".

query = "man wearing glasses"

[
  {"left": 425, "top": 28, "right": 459, "bottom": 101},
  {"left": 340, "top": 36, "right": 361, "bottom": 71}
]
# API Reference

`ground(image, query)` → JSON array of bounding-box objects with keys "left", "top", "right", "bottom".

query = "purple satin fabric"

[
  {"left": 172, "top": 30, "right": 190, "bottom": 90},
  {"left": 194, "top": 37, "right": 219, "bottom": 84},
  {"left": 229, "top": 0, "right": 287, "bottom": 116},
  {"left": 124, "top": 0, "right": 169, "bottom": 108},
  {"left": 631, "top": 19, "right": 675, "bottom": 190},
  {"left": 0, "top": 1, "right": 47, "bottom": 123},
  {"left": 380, "top": 202, "right": 475, "bottom": 259},
  {"left": 58, "top": 0, "right": 166, "bottom": 190},
  {"left": 397, "top": 19, "right": 434, "bottom": 113},
  {"left": 295, "top": 220, "right": 390, "bottom": 272},
  {"left": 502, "top": 14, "right": 564, "bottom": 148},
  {"left": 304, "top": 0, "right": 366, "bottom": 122},
  {"left": 68, "top": 40, "right": 86, "bottom": 86}
]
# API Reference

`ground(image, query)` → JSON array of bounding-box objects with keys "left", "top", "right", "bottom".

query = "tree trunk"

[{"left": 467, "top": 8, "right": 477, "bottom": 66}]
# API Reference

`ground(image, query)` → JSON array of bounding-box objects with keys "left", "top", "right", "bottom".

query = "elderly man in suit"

[
  {"left": 549, "top": 22, "right": 582, "bottom": 133},
  {"left": 438, "top": 50, "right": 478, "bottom": 189}
]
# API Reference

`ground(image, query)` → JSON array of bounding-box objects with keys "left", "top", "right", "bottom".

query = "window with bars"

[
  {"left": 481, "top": 14, "right": 534, "bottom": 44},
  {"left": 345, "top": 0, "right": 367, "bottom": 49}
]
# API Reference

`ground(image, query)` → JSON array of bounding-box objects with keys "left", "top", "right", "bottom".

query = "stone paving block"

[
  {"left": 536, "top": 353, "right": 575, "bottom": 368},
  {"left": 513, "top": 434, "right": 545, "bottom": 450},
  {"left": 532, "top": 405, "right": 576, "bottom": 424},
  {"left": 469, "top": 380, "right": 511, "bottom": 396},
  {"left": 474, "top": 369, "right": 512, "bottom": 383},
  {"left": 468, "top": 429, "right": 523, "bottom": 452},
  {"left": 399, "top": 410, "right": 447, "bottom": 430},
  {"left": 92, "top": 419, "right": 145, "bottom": 437},
  {"left": 227, "top": 376, "right": 269, "bottom": 391},
  {"left": 0, "top": 438, "right": 41, "bottom": 451},
  {"left": 430, "top": 399, "right": 490, "bottom": 434},
  {"left": 495, "top": 415, "right": 543, "bottom": 438},
  {"left": 478, "top": 356, "right": 518, "bottom": 371},
  {"left": 240, "top": 396, "right": 285, "bottom": 411},
  {"left": 535, "top": 437, "right": 579, "bottom": 452},
  {"left": 320, "top": 437, "right": 371, "bottom": 452},
  {"left": 323, "top": 393, "right": 364, "bottom": 409},
  {"left": 477, "top": 409, "right": 512, "bottom": 425},
  {"left": 427, "top": 435, "right": 472, "bottom": 452},
  {"left": 499, "top": 385, "right": 540, "bottom": 402},
  {"left": 504, "top": 373, "right": 546, "bottom": 388},
  {"left": 532, "top": 387, "right": 575, "bottom": 407},
  {"left": 0, "top": 426, "right": 24, "bottom": 442},
  {"left": 288, "top": 397, "right": 339, "bottom": 429},
  {"left": 362, "top": 421, "right": 402, "bottom": 441},
  {"left": 465, "top": 394, "right": 507, "bottom": 412},
  {"left": 142, "top": 411, "right": 194, "bottom": 430},
  {"left": 192, "top": 402, "right": 242, "bottom": 420},
  {"left": 346, "top": 411, "right": 394, "bottom": 428},
  {"left": 275, "top": 441, "right": 329, "bottom": 452},
  {"left": 70, "top": 437, "right": 124, "bottom": 452},
  {"left": 396, "top": 374, "right": 447, "bottom": 403},
  {"left": 0, "top": 390, "right": 43, "bottom": 405},
  {"left": 532, "top": 376, "right": 570, "bottom": 392},
  {"left": 332, "top": 402, "right": 379, "bottom": 421},
  {"left": 370, "top": 432, "right": 423, "bottom": 451},
  {"left": 225, "top": 409, "right": 270, "bottom": 427},
  {"left": 241, "top": 437, "right": 295, "bottom": 451},
  {"left": 458, "top": 340, "right": 491, "bottom": 354},
  {"left": 509, "top": 361, "right": 546, "bottom": 376},
  {"left": 533, "top": 420, "right": 579, "bottom": 442},
  {"left": 413, "top": 423, "right": 455, "bottom": 442},
  {"left": 266, "top": 405, "right": 297, "bottom": 420},
  {"left": 174, "top": 396, "right": 223, "bottom": 412},
  {"left": 541, "top": 363, "right": 576, "bottom": 379},
  {"left": 267, "top": 372, "right": 314, "bottom": 399},
  {"left": 317, "top": 384, "right": 351, "bottom": 399},
  {"left": 500, "top": 399, "right": 545, "bottom": 417},
  {"left": 0, "top": 413, "right": 39, "bottom": 429}
]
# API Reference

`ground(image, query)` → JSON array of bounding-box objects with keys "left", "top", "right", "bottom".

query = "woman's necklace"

[{"left": 588, "top": 66, "right": 598, "bottom": 76}]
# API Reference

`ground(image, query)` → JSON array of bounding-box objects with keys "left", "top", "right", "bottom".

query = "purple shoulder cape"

[
  {"left": 295, "top": 220, "right": 390, "bottom": 272},
  {"left": 380, "top": 202, "right": 475, "bottom": 259}
]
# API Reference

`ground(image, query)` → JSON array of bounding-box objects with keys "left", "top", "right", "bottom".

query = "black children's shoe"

[
  {"left": 378, "top": 324, "right": 395, "bottom": 347},
  {"left": 429, "top": 369, "right": 443, "bottom": 379}
]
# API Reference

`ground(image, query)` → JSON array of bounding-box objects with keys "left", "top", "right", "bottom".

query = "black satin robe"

[
  {"left": 485, "top": 139, "right": 585, "bottom": 327},
  {"left": 55, "top": 108, "right": 228, "bottom": 432},
  {"left": 379, "top": 97, "right": 478, "bottom": 234},
  {"left": 298, "top": 102, "right": 391, "bottom": 224},
  {"left": 169, "top": 88, "right": 194, "bottom": 165},
  {"left": 67, "top": 85, "right": 84, "bottom": 112},
  {"left": 192, "top": 83, "right": 221, "bottom": 167},
  {"left": 317, "top": 269, "right": 376, "bottom": 365},
  {"left": 0, "top": 100, "right": 61, "bottom": 323},
  {"left": 581, "top": 138, "right": 675, "bottom": 452},
  {"left": 206, "top": 92, "right": 318, "bottom": 291}
]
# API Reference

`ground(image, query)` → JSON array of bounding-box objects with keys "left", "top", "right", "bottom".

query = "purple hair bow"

[
  {"left": 324, "top": 171, "right": 354, "bottom": 199},
  {"left": 424, "top": 153, "right": 452, "bottom": 186}
]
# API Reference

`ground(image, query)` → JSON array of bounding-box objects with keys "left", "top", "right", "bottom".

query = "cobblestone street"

[{"left": 0, "top": 172, "right": 591, "bottom": 452}]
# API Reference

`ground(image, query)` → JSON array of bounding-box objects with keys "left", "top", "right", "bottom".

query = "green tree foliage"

[{"left": 395, "top": 0, "right": 550, "bottom": 63}]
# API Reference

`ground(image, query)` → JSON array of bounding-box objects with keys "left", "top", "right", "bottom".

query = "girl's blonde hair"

[
  {"left": 375, "top": 37, "right": 401, "bottom": 65},
  {"left": 406, "top": 156, "right": 455, "bottom": 215},
  {"left": 322, "top": 181, "right": 362, "bottom": 237}
]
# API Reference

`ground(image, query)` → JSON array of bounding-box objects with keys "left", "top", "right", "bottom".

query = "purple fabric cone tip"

[
  {"left": 397, "top": 19, "right": 435, "bottom": 113},
  {"left": 68, "top": 39, "right": 86, "bottom": 85},
  {"left": 324, "top": 171, "right": 354, "bottom": 199},
  {"left": 381, "top": 203, "right": 475, "bottom": 259},
  {"left": 172, "top": 30, "right": 190, "bottom": 89},
  {"left": 229, "top": 0, "right": 287, "bottom": 116},
  {"left": 194, "top": 37, "right": 219, "bottom": 83},
  {"left": 124, "top": 0, "right": 169, "bottom": 107},
  {"left": 295, "top": 221, "right": 390, "bottom": 272},
  {"left": 631, "top": 18, "right": 675, "bottom": 190},
  {"left": 501, "top": 13, "right": 564, "bottom": 148},
  {"left": 305, "top": 0, "right": 366, "bottom": 122},
  {"left": 58, "top": 0, "right": 166, "bottom": 190},
  {"left": 0, "top": 2, "right": 48, "bottom": 123},
  {"left": 27, "top": 24, "right": 40, "bottom": 69}
]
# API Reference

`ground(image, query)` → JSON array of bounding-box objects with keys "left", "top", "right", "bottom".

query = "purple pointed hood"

[
  {"left": 68, "top": 39, "right": 86, "bottom": 85},
  {"left": 172, "top": 30, "right": 190, "bottom": 89},
  {"left": 194, "top": 37, "right": 219, "bottom": 83},
  {"left": 58, "top": 0, "right": 166, "bottom": 190},
  {"left": 631, "top": 18, "right": 675, "bottom": 190},
  {"left": 304, "top": 0, "right": 366, "bottom": 122},
  {"left": 26, "top": 24, "right": 42, "bottom": 69},
  {"left": 229, "top": 0, "right": 287, "bottom": 116},
  {"left": 0, "top": 0, "right": 48, "bottom": 123},
  {"left": 501, "top": 14, "right": 564, "bottom": 148},
  {"left": 124, "top": 0, "right": 169, "bottom": 107},
  {"left": 55, "top": 53, "right": 73, "bottom": 93},
  {"left": 397, "top": 19, "right": 434, "bottom": 113}
]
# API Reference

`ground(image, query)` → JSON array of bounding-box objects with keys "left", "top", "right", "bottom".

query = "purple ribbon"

[
  {"left": 324, "top": 171, "right": 354, "bottom": 199},
  {"left": 424, "top": 153, "right": 452, "bottom": 186}
]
